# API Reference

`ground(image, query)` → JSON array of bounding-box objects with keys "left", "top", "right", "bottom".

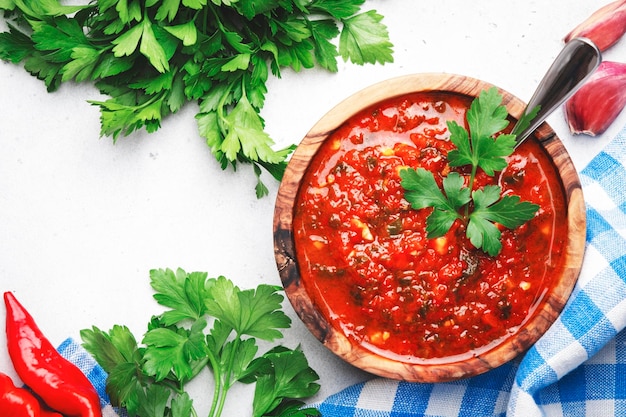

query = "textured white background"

[{"left": 1, "top": 0, "right": 625, "bottom": 414}]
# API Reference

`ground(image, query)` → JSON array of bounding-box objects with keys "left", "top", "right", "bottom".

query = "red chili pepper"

[
  {"left": 0, "top": 372, "right": 40, "bottom": 417},
  {"left": 0, "top": 372, "right": 62, "bottom": 417},
  {"left": 4, "top": 292, "right": 102, "bottom": 417}
]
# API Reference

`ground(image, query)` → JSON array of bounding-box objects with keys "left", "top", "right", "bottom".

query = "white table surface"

[{"left": 1, "top": 1, "right": 625, "bottom": 414}]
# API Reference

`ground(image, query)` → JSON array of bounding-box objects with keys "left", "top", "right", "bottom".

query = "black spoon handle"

[{"left": 513, "top": 37, "right": 602, "bottom": 147}]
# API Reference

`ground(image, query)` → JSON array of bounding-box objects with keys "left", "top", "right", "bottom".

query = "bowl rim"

[{"left": 273, "top": 73, "right": 586, "bottom": 382}]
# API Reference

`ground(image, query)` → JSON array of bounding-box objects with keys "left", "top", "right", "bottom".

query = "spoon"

[{"left": 512, "top": 37, "right": 602, "bottom": 147}]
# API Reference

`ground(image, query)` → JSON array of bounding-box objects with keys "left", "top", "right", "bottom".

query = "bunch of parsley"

[
  {"left": 0, "top": 0, "right": 393, "bottom": 197},
  {"left": 81, "top": 268, "right": 321, "bottom": 417},
  {"left": 400, "top": 87, "right": 540, "bottom": 256}
]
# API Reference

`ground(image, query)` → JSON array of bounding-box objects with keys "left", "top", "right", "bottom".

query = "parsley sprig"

[
  {"left": 81, "top": 268, "right": 320, "bottom": 417},
  {"left": 400, "top": 88, "right": 541, "bottom": 256},
  {"left": 0, "top": 0, "right": 393, "bottom": 197}
]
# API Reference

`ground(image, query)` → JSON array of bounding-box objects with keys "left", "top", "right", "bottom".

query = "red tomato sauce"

[{"left": 293, "top": 92, "right": 568, "bottom": 361}]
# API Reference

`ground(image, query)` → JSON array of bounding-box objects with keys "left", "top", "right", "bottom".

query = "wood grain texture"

[{"left": 273, "top": 73, "right": 586, "bottom": 382}]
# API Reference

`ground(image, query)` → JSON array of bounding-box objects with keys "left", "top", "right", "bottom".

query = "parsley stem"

[
  {"left": 160, "top": 378, "right": 183, "bottom": 393},
  {"left": 208, "top": 3, "right": 223, "bottom": 34},
  {"left": 214, "top": 336, "right": 241, "bottom": 417},
  {"left": 206, "top": 348, "right": 222, "bottom": 417},
  {"left": 464, "top": 164, "right": 478, "bottom": 219},
  {"left": 216, "top": 77, "right": 242, "bottom": 128}
]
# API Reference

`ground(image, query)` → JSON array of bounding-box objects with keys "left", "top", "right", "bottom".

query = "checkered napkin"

[{"left": 59, "top": 123, "right": 626, "bottom": 417}]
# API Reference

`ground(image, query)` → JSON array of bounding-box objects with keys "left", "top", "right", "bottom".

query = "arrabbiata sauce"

[{"left": 293, "top": 92, "right": 568, "bottom": 362}]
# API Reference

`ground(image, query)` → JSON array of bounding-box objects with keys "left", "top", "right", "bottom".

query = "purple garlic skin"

[
  {"left": 565, "top": 61, "right": 626, "bottom": 136},
  {"left": 564, "top": 0, "right": 626, "bottom": 52}
]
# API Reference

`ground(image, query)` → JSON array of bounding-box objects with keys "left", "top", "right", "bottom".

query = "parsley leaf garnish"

[
  {"left": 0, "top": 0, "right": 394, "bottom": 197},
  {"left": 400, "top": 87, "right": 540, "bottom": 256},
  {"left": 447, "top": 87, "right": 517, "bottom": 177},
  {"left": 81, "top": 268, "right": 320, "bottom": 417}
]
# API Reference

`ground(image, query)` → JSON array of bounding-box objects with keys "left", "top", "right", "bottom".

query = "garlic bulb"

[
  {"left": 564, "top": 0, "right": 626, "bottom": 52},
  {"left": 565, "top": 61, "right": 626, "bottom": 136}
]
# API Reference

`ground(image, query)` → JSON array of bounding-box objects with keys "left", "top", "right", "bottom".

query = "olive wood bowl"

[{"left": 273, "top": 73, "right": 586, "bottom": 382}]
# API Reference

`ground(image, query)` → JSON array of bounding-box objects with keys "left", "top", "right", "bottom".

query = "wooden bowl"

[{"left": 273, "top": 73, "right": 585, "bottom": 382}]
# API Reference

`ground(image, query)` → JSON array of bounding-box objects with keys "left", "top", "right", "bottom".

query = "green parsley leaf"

[
  {"left": 309, "top": 19, "right": 340, "bottom": 71},
  {"left": 473, "top": 187, "right": 539, "bottom": 229},
  {"left": 233, "top": 0, "right": 276, "bottom": 19},
  {"left": 277, "top": 17, "right": 312, "bottom": 43},
  {"left": 142, "top": 318, "right": 208, "bottom": 381},
  {"left": 468, "top": 185, "right": 539, "bottom": 256},
  {"left": 150, "top": 268, "right": 211, "bottom": 324},
  {"left": 182, "top": 0, "right": 205, "bottom": 11},
  {"left": 311, "top": 0, "right": 363, "bottom": 20},
  {"left": 112, "top": 24, "right": 143, "bottom": 57},
  {"left": 254, "top": 163, "right": 270, "bottom": 198},
  {"left": 339, "top": 10, "right": 394, "bottom": 65},
  {"left": 221, "top": 337, "right": 259, "bottom": 385},
  {"left": 136, "top": 384, "right": 170, "bottom": 417},
  {"left": 0, "top": 25, "right": 34, "bottom": 63},
  {"left": 115, "top": 0, "right": 142, "bottom": 24},
  {"left": 221, "top": 92, "right": 285, "bottom": 165},
  {"left": 467, "top": 87, "right": 510, "bottom": 140},
  {"left": 222, "top": 53, "right": 251, "bottom": 72},
  {"left": 80, "top": 324, "right": 141, "bottom": 374},
  {"left": 62, "top": 46, "right": 99, "bottom": 82},
  {"left": 401, "top": 169, "right": 469, "bottom": 212},
  {"left": 467, "top": 188, "right": 539, "bottom": 256},
  {"left": 252, "top": 347, "right": 321, "bottom": 417},
  {"left": 139, "top": 18, "right": 170, "bottom": 73},
  {"left": 401, "top": 88, "right": 540, "bottom": 255},
  {"left": 80, "top": 325, "right": 144, "bottom": 415},
  {"left": 447, "top": 87, "right": 517, "bottom": 176},
  {"left": 91, "top": 54, "right": 135, "bottom": 79},
  {"left": 90, "top": 91, "right": 166, "bottom": 139},
  {"left": 164, "top": 21, "right": 198, "bottom": 46},
  {"left": 6, "top": 0, "right": 84, "bottom": 18},
  {"left": 207, "top": 317, "right": 234, "bottom": 355},
  {"left": 171, "top": 392, "right": 194, "bottom": 417},
  {"left": 31, "top": 17, "right": 89, "bottom": 64},
  {"left": 155, "top": 0, "right": 182, "bottom": 22},
  {"left": 23, "top": 53, "right": 64, "bottom": 91},
  {"left": 205, "top": 276, "right": 291, "bottom": 340},
  {"left": 400, "top": 169, "right": 470, "bottom": 238},
  {"left": 107, "top": 363, "right": 144, "bottom": 415},
  {"left": 441, "top": 172, "right": 472, "bottom": 210}
]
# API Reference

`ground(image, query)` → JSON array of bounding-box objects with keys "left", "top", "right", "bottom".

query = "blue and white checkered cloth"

[{"left": 60, "top": 122, "right": 626, "bottom": 417}]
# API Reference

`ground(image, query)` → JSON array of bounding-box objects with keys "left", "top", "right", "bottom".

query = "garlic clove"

[
  {"left": 564, "top": 0, "right": 626, "bottom": 52},
  {"left": 565, "top": 61, "right": 626, "bottom": 136}
]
